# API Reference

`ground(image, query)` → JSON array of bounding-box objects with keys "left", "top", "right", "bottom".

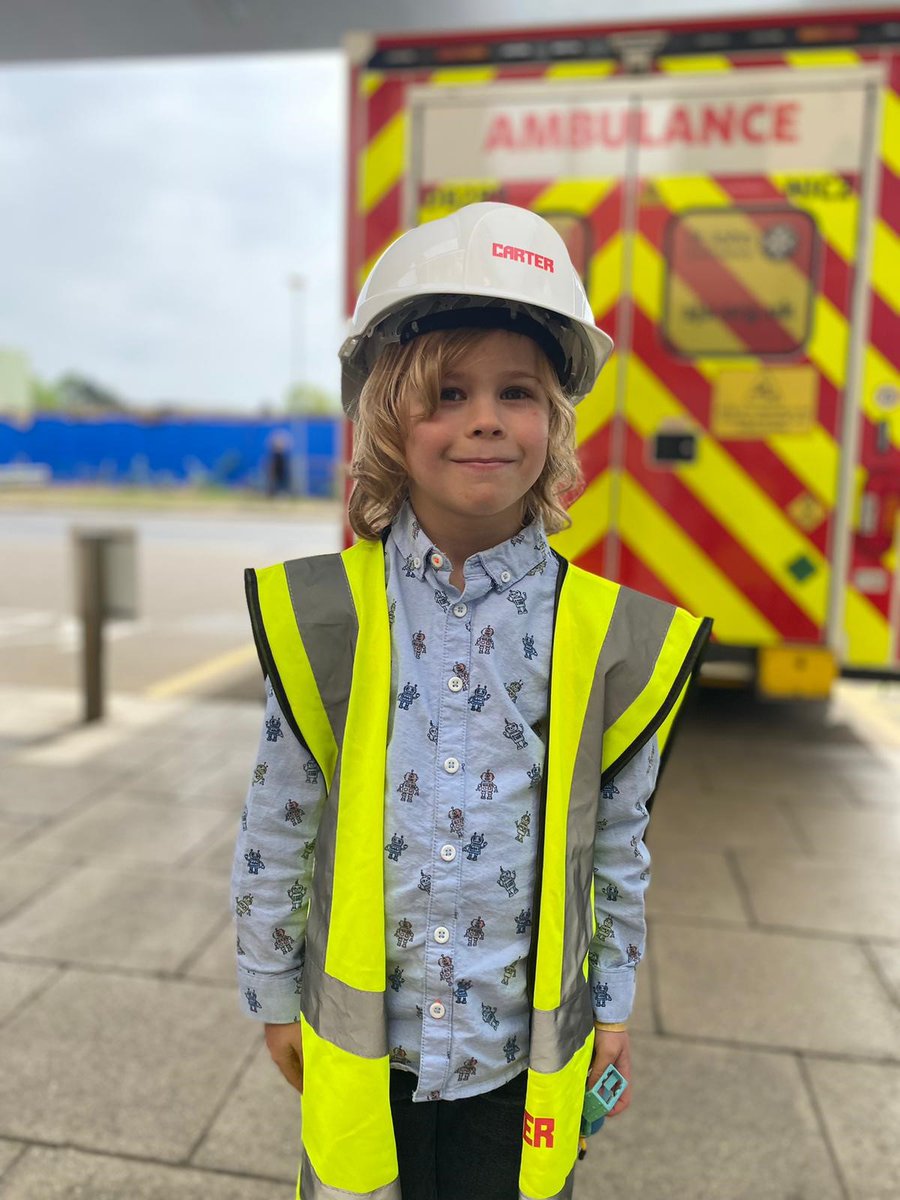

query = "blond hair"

[{"left": 347, "top": 327, "right": 584, "bottom": 541}]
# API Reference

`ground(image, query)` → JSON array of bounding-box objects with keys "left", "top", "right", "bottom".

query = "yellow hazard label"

[
  {"left": 712, "top": 367, "right": 818, "bottom": 439},
  {"left": 663, "top": 208, "right": 816, "bottom": 356},
  {"left": 787, "top": 491, "right": 827, "bottom": 532}
]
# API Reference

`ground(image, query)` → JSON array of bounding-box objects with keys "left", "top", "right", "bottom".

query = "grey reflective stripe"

[
  {"left": 559, "top": 582, "right": 674, "bottom": 1001},
  {"left": 301, "top": 957, "right": 387, "bottom": 1059},
  {"left": 528, "top": 988, "right": 593, "bottom": 1074},
  {"left": 284, "top": 554, "right": 358, "bottom": 745},
  {"left": 519, "top": 1164, "right": 576, "bottom": 1200},
  {"left": 298, "top": 1146, "right": 400, "bottom": 1200},
  {"left": 601, "top": 586, "right": 675, "bottom": 731}
]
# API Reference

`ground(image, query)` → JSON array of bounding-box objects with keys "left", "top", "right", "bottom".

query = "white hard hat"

[{"left": 339, "top": 202, "right": 614, "bottom": 417}]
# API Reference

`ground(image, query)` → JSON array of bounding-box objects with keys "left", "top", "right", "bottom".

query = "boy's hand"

[
  {"left": 264, "top": 1021, "right": 304, "bottom": 1093},
  {"left": 587, "top": 1028, "right": 631, "bottom": 1118}
]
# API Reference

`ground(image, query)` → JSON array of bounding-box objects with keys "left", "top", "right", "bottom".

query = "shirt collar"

[{"left": 388, "top": 497, "right": 550, "bottom": 591}]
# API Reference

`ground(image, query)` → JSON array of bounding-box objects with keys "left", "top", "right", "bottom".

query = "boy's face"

[{"left": 403, "top": 330, "right": 551, "bottom": 537}]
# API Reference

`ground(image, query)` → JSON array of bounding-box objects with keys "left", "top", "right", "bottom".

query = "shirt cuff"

[
  {"left": 236, "top": 962, "right": 303, "bottom": 1023},
  {"left": 589, "top": 965, "right": 636, "bottom": 1025}
]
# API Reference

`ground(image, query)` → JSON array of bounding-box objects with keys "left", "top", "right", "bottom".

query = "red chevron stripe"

[
  {"left": 363, "top": 181, "right": 403, "bottom": 269},
  {"left": 631, "top": 306, "right": 832, "bottom": 557},
  {"left": 612, "top": 541, "right": 686, "bottom": 610},
  {"left": 572, "top": 537, "right": 610, "bottom": 582},
  {"left": 366, "top": 78, "right": 407, "bottom": 142},
  {"left": 576, "top": 419, "right": 614, "bottom": 487},
  {"left": 622, "top": 423, "right": 821, "bottom": 639}
]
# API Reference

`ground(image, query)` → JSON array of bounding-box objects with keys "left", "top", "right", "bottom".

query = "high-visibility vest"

[{"left": 245, "top": 536, "right": 712, "bottom": 1200}]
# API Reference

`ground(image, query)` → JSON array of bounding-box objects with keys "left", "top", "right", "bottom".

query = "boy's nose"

[{"left": 466, "top": 395, "right": 505, "bottom": 436}]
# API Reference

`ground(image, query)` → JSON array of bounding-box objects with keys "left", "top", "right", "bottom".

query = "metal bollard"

[{"left": 73, "top": 528, "right": 137, "bottom": 723}]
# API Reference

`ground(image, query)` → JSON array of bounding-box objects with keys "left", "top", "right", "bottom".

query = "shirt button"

[
  {"left": 448, "top": 676, "right": 463, "bottom": 692},
  {"left": 443, "top": 757, "right": 460, "bottom": 774},
  {"left": 452, "top": 603, "right": 467, "bottom": 617},
  {"left": 429, "top": 1000, "right": 446, "bottom": 1019},
  {"left": 434, "top": 926, "right": 450, "bottom": 944},
  {"left": 440, "top": 844, "right": 457, "bottom": 862},
  {"left": 500, "top": 570, "right": 512, "bottom": 583},
  {"left": 412, "top": 556, "right": 421, "bottom": 569},
  {"left": 430, "top": 552, "right": 444, "bottom": 568}
]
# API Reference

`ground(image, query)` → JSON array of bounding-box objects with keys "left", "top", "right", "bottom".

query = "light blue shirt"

[{"left": 232, "top": 498, "right": 658, "bottom": 1101}]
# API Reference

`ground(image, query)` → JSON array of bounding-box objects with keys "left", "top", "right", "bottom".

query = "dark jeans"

[{"left": 389, "top": 1069, "right": 527, "bottom": 1200}]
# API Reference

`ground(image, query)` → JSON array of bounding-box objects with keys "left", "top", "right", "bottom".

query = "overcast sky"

[{"left": 0, "top": 52, "right": 346, "bottom": 412}]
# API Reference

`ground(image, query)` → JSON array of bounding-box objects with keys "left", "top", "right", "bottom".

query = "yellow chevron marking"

[
  {"left": 769, "top": 171, "right": 859, "bottom": 263},
  {"left": 617, "top": 473, "right": 778, "bottom": 643},
  {"left": 634, "top": 230, "right": 841, "bottom": 502},
  {"left": 575, "top": 357, "right": 617, "bottom": 450},
  {"left": 588, "top": 231, "right": 623, "bottom": 320},
  {"left": 361, "top": 72, "right": 384, "bottom": 97},
  {"left": 359, "top": 110, "right": 407, "bottom": 215},
  {"left": 657, "top": 55, "right": 733, "bottom": 73},
  {"left": 545, "top": 60, "right": 617, "bottom": 79},
  {"left": 550, "top": 470, "right": 610, "bottom": 561},
  {"left": 653, "top": 176, "right": 728, "bottom": 212},
  {"left": 429, "top": 67, "right": 498, "bottom": 86},
  {"left": 532, "top": 179, "right": 616, "bottom": 215},
  {"left": 626, "top": 354, "right": 830, "bottom": 627},
  {"left": 785, "top": 49, "right": 861, "bottom": 67},
  {"left": 872, "top": 218, "right": 900, "bottom": 317},
  {"left": 845, "top": 589, "right": 892, "bottom": 665},
  {"left": 808, "top": 294, "right": 849, "bottom": 389},
  {"left": 884, "top": 89, "right": 900, "bottom": 178}
]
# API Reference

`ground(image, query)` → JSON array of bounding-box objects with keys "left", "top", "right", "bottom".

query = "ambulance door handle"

[{"left": 651, "top": 431, "right": 697, "bottom": 466}]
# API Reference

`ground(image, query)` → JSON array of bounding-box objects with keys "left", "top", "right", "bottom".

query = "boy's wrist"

[{"left": 594, "top": 1020, "right": 628, "bottom": 1032}]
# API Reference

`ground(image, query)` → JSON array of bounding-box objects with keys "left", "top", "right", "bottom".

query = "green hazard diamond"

[{"left": 787, "top": 554, "right": 816, "bottom": 583}]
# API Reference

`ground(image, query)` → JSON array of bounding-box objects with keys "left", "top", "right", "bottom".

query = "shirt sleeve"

[
  {"left": 588, "top": 734, "right": 659, "bottom": 1025},
  {"left": 230, "top": 682, "right": 327, "bottom": 1023}
]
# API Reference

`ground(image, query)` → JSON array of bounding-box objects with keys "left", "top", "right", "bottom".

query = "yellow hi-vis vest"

[{"left": 244, "top": 536, "right": 712, "bottom": 1200}]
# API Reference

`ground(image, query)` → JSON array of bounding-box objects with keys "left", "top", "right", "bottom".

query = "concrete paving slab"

[
  {"left": 696, "top": 777, "right": 858, "bottom": 809},
  {"left": 0, "top": 811, "right": 44, "bottom": 850},
  {"left": 18, "top": 795, "right": 232, "bottom": 865},
  {"left": 735, "top": 849, "right": 900, "bottom": 940},
  {"left": 647, "top": 791, "right": 806, "bottom": 854},
  {"left": 0, "top": 1145, "right": 292, "bottom": 1199},
  {"left": 848, "top": 764, "right": 900, "bottom": 807},
  {"left": 868, "top": 943, "right": 900, "bottom": 1005},
  {"left": 645, "top": 846, "right": 749, "bottom": 926},
  {"left": 788, "top": 803, "right": 900, "bottom": 859},
  {"left": 652, "top": 922, "right": 900, "bottom": 1058},
  {"left": 572, "top": 1033, "right": 843, "bottom": 1200},
  {"left": 0, "top": 846, "right": 83, "bottom": 921},
  {"left": 183, "top": 914, "right": 235, "bottom": 984},
  {"left": 191, "top": 1039, "right": 300, "bottom": 1182},
  {"left": 0, "top": 960, "right": 62, "bottom": 1023},
  {"left": 0, "top": 969, "right": 257, "bottom": 1160},
  {"left": 805, "top": 1057, "right": 900, "bottom": 1200},
  {"left": 178, "top": 819, "right": 240, "bottom": 878},
  {"left": 0, "top": 763, "right": 116, "bottom": 817},
  {"left": 0, "top": 863, "right": 228, "bottom": 973},
  {"left": 0, "top": 1137, "right": 26, "bottom": 1177}
]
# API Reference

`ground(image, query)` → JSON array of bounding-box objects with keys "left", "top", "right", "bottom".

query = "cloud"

[{"left": 0, "top": 52, "right": 346, "bottom": 410}]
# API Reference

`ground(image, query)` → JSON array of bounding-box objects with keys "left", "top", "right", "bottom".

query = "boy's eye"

[
  {"left": 439, "top": 387, "right": 465, "bottom": 402},
  {"left": 502, "top": 386, "right": 532, "bottom": 400}
]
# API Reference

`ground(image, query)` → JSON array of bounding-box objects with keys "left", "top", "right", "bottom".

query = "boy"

[{"left": 232, "top": 203, "right": 712, "bottom": 1200}]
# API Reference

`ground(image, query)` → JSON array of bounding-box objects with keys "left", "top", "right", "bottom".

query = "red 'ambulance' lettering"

[
  {"left": 523, "top": 1110, "right": 555, "bottom": 1148},
  {"left": 492, "top": 242, "right": 555, "bottom": 272},
  {"left": 483, "top": 101, "right": 800, "bottom": 151}
]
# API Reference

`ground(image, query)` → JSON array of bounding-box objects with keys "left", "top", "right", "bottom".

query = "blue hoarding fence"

[{"left": 0, "top": 413, "right": 342, "bottom": 497}]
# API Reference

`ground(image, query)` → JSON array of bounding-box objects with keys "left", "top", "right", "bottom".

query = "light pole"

[{"left": 287, "top": 272, "right": 306, "bottom": 401}]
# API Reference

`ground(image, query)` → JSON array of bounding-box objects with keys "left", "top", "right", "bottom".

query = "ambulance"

[{"left": 343, "top": 10, "right": 900, "bottom": 697}]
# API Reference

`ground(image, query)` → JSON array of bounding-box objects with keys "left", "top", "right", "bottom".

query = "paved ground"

[{"left": 0, "top": 679, "right": 898, "bottom": 1198}]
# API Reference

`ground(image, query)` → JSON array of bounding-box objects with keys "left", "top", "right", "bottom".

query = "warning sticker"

[
  {"left": 712, "top": 367, "right": 818, "bottom": 439},
  {"left": 663, "top": 207, "right": 817, "bottom": 357}
]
